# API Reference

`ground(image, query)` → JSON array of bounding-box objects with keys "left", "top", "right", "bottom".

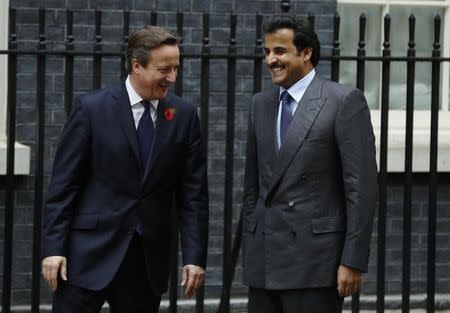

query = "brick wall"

[{"left": 3, "top": 0, "right": 449, "bottom": 309}]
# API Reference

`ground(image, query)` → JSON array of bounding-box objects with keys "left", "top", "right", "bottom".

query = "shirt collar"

[
  {"left": 125, "top": 75, "right": 159, "bottom": 109},
  {"left": 279, "top": 68, "right": 316, "bottom": 103}
]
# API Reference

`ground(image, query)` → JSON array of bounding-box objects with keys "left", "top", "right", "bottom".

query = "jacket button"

[
  {"left": 128, "top": 228, "right": 134, "bottom": 235},
  {"left": 300, "top": 173, "right": 307, "bottom": 180},
  {"left": 288, "top": 201, "right": 294, "bottom": 207},
  {"left": 290, "top": 230, "right": 297, "bottom": 238}
]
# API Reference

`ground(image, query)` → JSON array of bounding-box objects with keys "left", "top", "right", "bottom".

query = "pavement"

[{"left": 4, "top": 294, "right": 450, "bottom": 312}]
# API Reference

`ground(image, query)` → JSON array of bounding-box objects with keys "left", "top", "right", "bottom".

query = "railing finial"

[{"left": 281, "top": 0, "right": 290, "bottom": 13}]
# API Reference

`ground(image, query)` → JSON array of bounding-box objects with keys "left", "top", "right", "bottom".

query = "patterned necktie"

[
  {"left": 136, "top": 100, "right": 154, "bottom": 170},
  {"left": 280, "top": 91, "right": 293, "bottom": 146}
]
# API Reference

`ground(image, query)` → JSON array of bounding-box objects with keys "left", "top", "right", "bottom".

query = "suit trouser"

[
  {"left": 248, "top": 287, "right": 343, "bottom": 313},
  {"left": 52, "top": 233, "right": 161, "bottom": 313}
]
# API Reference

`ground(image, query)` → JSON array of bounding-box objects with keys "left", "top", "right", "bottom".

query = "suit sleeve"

[
  {"left": 179, "top": 108, "right": 209, "bottom": 268},
  {"left": 242, "top": 96, "right": 259, "bottom": 232},
  {"left": 335, "top": 88, "right": 378, "bottom": 272},
  {"left": 42, "top": 96, "right": 91, "bottom": 258}
]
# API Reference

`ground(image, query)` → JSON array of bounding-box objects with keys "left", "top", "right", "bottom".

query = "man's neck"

[{"left": 128, "top": 74, "right": 144, "bottom": 99}]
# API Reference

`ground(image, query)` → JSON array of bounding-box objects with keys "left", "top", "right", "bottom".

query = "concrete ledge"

[
  {"left": 4, "top": 294, "right": 450, "bottom": 312},
  {"left": 0, "top": 140, "right": 31, "bottom": 175},
  {"left": 371, "top": 110, "right": 450, "bottom": 172}
]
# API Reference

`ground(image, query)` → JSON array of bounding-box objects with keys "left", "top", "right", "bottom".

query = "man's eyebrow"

[
  {"left": 272, "top": 46, "right": 288, "bottom": 52},
  {"left": 264, "top": 45, "right": 287, "bottom": 50}
]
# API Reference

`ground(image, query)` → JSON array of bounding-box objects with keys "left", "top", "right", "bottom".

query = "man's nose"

[
  {"left": 266, "top": 52, "right": 277, "bottom": 65},
  {"left": 167, "top": 69, "right": 177, "bottom": 83}
]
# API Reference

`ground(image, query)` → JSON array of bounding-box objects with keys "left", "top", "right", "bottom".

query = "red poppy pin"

[{"left": 163, "top": 107, "right": 176, "bottom": 121}]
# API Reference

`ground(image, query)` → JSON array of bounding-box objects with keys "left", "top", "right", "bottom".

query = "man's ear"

[
  {"left": 131, "top": 59, "right": 141, "bottom": 75},
  {"left": 301, "top": 47, "right": 313, "bottom": 62}
]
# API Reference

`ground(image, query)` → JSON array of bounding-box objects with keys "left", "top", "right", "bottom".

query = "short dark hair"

[
  {"left": 125, "top": 26, "right": 179, "bottom": 73},
  {"left": 263, "top": 15, "right": 320, "bottom": 67}
]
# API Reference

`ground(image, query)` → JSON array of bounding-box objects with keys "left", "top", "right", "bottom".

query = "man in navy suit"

[{"left": 42, "top": 26, "right": 209, "bottom": 313}]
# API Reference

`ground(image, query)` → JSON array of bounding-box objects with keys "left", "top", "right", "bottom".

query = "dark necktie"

[
  {"left": 136, "top": 100, "right": 154, "bottom": 170},
  {"left": 280, "top": 91, "right": 293, "bottom": 146}
]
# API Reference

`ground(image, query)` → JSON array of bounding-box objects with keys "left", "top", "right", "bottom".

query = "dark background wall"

[{"left": 1, "top": 0, "right": 450, "bottom": 309}]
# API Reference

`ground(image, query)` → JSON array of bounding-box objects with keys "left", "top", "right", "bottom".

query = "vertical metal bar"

[
  {"left": 351, "top": 12, "right": 366, "bottom": 313},
  {"left": 199, "top": 12, "right": 210, "bottom": 146},
  {"left": 218, "top": 13, "right": 237, "bottom": 313},
  {"left": 195, "top": 286, "right": 205, "bottom": 313},
  {"left": 31, "top": 8, "right": 47, "bottom": 313},
  {"left": 280, "top": 0, "right": 290, "bottom": 13},
  {"left": 253, "top": 13, "right": 263, "bottom": 94},
  {"left": 331, "top": 13, "right": 340, "bottom": 82},
  {"left": 93, "top": 9, "right": 102, "bottom": 89},
  {"left": 427, "top": 14, "right": 441, "bottom": 313},
  {"left": 219, "top": 213, "right": 243, "bottom": 313},
  {"left": 195, "top": 12, "right": 210, "bottom": 313},
  {"left": 168, "top": 12, "right": 184, "bottom": 313},
  {"left": 121, "top": 10, "right": 130, "bottom": 79},
  {"left": 402, "top": 14, "right": 416, "bottom": 313},
  {"left": 150, "top": 12, "right": 157, "bottom": 26},
  {"left": 2, "top": 8, "right": 17, "bottom": 313},
  {"left": 377, "top": 13, "right": 391, "bottom": 313},
  {"left": 356, "top": 13, "right": 366, "bottom": 91},
  {"left": 308, "top": 14, "right": 315, "bottom": 31},
  {"left": 65, "top": 9, "right": 74, "bottom": 118},
  {"left": 169, "top": 200, "right": 179, "bottom": 313},
  {"left": 175, "top": 12, "right": 184, "bottom": 97}
]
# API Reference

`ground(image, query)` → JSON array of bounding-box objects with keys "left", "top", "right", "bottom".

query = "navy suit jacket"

[{"left": 42, "top": 82, "right": 209, "bottom": 294}]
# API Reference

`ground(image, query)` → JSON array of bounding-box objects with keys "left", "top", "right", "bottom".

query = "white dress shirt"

[
  {"left": 125, "top": 75, "right": 159, "bottom": 129},
  {"left": 276, "top": 69, "right": 316, "bottom": 148}
]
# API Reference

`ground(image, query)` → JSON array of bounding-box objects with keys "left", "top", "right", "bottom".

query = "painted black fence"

[{"left": 1, "top": 3, "right": 450, "bottom": 313}]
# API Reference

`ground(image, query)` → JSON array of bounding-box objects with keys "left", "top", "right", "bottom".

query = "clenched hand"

[
  {"left": 337, "top": 265, "right": 363, "bottom": 297},
  {"left": 42, "top": 256, "right": 67, "bottom": 291},
  {"left": 181, "top": 264, "right": 205, "bottom": 298}
]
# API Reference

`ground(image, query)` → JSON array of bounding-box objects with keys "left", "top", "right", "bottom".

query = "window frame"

[
  {"left": 337, "top": 0, "right": 450, "bottom": 172},
  {"left": 0, "top": 0, "right": 31, "bottom": 175}
]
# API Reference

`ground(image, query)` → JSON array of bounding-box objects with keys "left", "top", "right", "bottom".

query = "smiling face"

[
  {"left": 264, "top": 28, "right": 314, "bottom": 89},
  {"left": 129, "top": 44, "right": 180, "bottom": 100}
]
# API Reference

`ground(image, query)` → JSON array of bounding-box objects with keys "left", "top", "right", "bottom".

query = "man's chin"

[
  {"left": 271, "top": 75, "right": 285, "bottom": 86},
  {"left": 153, "top": 88, "right": 169, "bottom": 100}
]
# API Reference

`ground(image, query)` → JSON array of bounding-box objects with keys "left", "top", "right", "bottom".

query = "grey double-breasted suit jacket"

[{"left": 242, "top": 75, "right": 378, "bottom": 290}]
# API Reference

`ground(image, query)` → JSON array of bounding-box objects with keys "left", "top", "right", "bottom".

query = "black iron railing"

[{"left": 1, "top": 3, "right": 450, "bottom": 313}]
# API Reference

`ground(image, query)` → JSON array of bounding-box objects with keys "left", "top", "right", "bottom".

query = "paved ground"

[
  {"left": 5, "top": 296, "right": 450, "bottom": 312},
  {"left": 5, "top": 306, "right": 450, "bottom": 312}
]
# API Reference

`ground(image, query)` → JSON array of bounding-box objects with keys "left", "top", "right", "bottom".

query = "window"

[
  {"left": 337, "top": 0, "right": 450, "bottom": 172},
  {"left": 0, "top": 0, "right": 30, "bottom": 175}
]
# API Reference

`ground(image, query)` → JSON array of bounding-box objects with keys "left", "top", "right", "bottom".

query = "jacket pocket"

[
  {"left": 70, "top": 213, "right": 99, "bottom": 230},
  {"left": 303, "top": 136, "right": 332, "bottom": 144},
  {"left": 311, "top": 216, "right": 345, "bottom": 233}
]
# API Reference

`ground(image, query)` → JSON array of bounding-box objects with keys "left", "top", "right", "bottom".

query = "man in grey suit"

[{"left": 242, "top": 15, "right": 378, "bottom": 313}]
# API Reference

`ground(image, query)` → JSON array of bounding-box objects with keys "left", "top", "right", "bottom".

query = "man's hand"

[
  {"left": 42, "top": 256, "right": 67, "bottom": 291},
  {"left": 337, "top": 265, "right": 363, "bottom": 297},
  {"left": 181, "top": 264, "right": 205, "bottom": 298}
]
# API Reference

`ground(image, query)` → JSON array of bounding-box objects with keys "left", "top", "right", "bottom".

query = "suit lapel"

[
  {"left": 142, "top": 96, "right": 173, "bottom": 183},
  {"left": 111, "top": 83, "right": 140, "bottom": 165},
  {"left": 262, "top": 88, "right": 280, "bottom": 173},
  {"left": 267, "top": 77, "right": 326, "bottom": 195}
]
